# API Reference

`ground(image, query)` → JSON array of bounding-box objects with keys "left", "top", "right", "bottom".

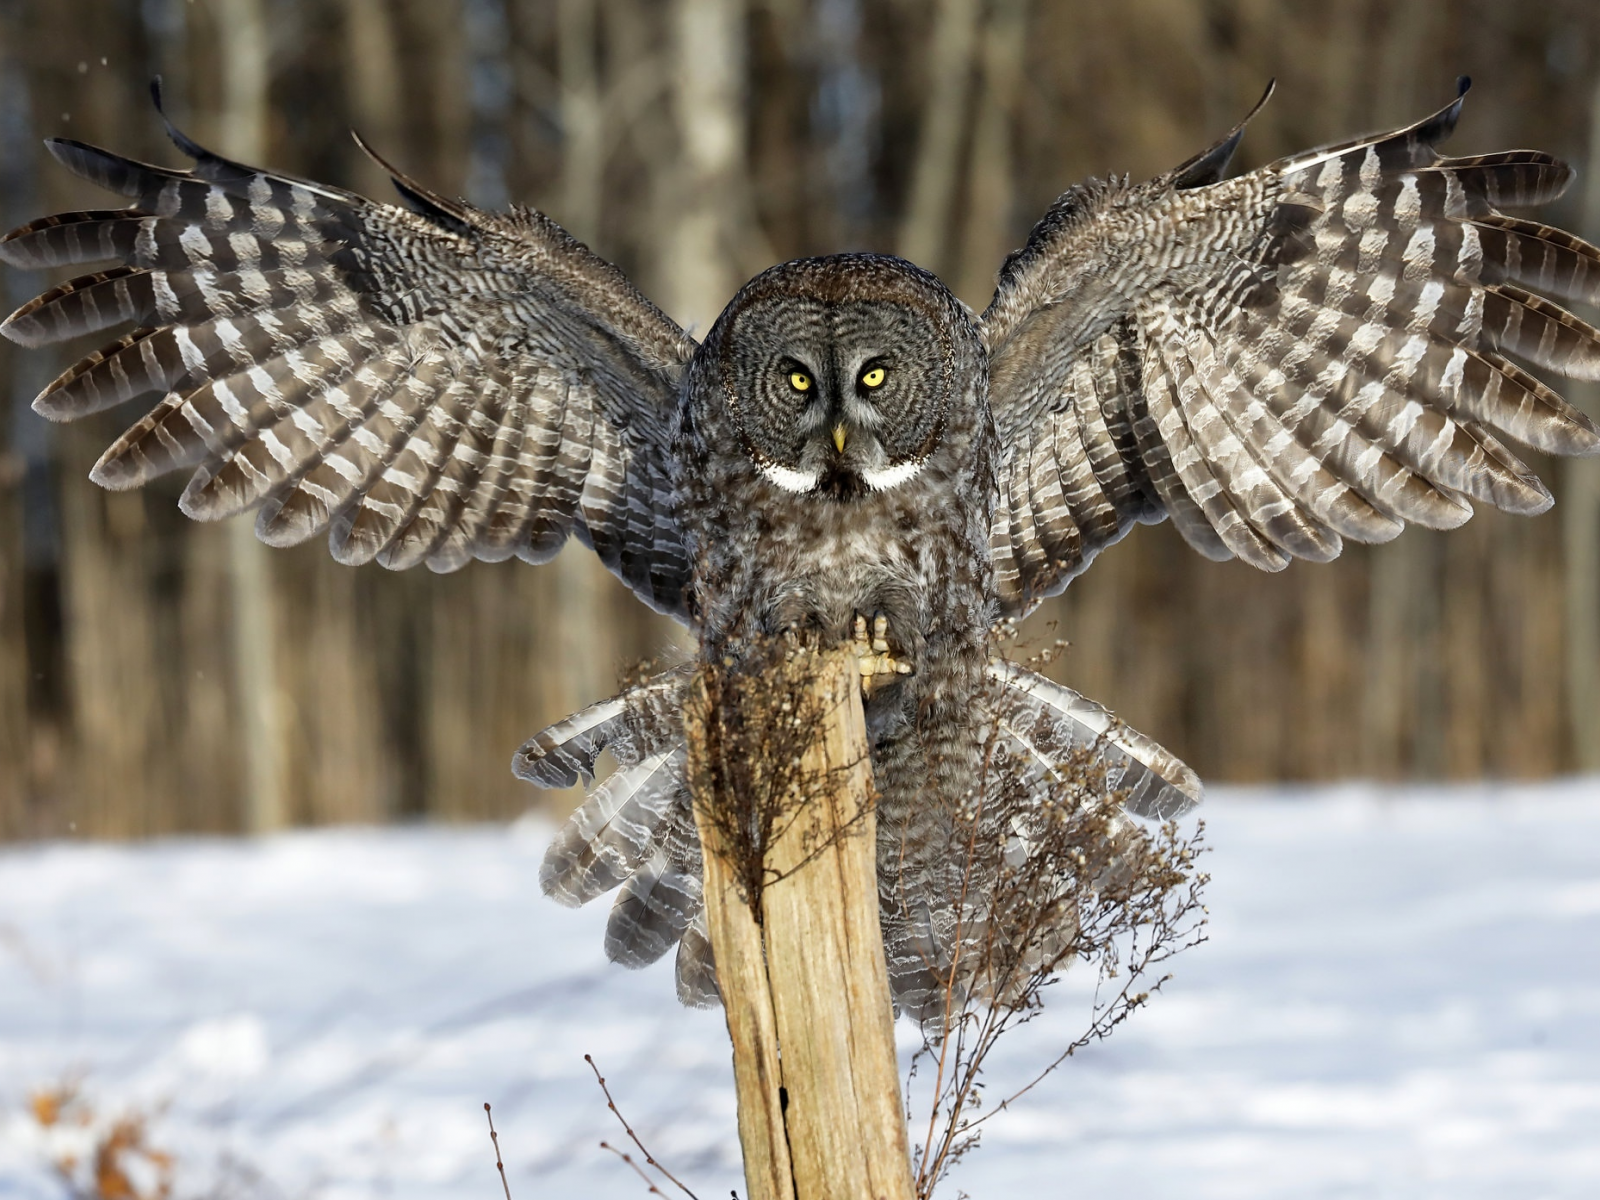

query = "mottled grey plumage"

[{"left": 6, "top": 82, "right": 1599, "bottom": 1018}]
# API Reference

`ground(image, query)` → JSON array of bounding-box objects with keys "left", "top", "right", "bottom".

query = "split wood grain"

[{"left": 687, "top": 649, "right": 914, "bottom": 1200}]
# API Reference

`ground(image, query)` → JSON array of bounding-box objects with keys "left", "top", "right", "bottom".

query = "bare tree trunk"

[
  {"left": 662, "top": 0, "right": 747, "bottom": 337},
  {"left": 1291, "top": 553, "right": 1362, "bottom": 781},
  {"left": 343, "top": 0, "right": 406, "bottom": 199},
  {"left": 1194, "top": 559, "right": 1292, "bottom": 780},
  {"left": 1363, "top": 539, "right": 1420, "bottom": 777},
  {"left": 898, "top": 0, "right": 979, "bottom": 275},
  {"left": 176, "top": 521, "right": 243, "bottom": 831},
  {"left": 213, "top": 0, "right": 288, "bottom": 831},
  {"left": 953, "top": 0, "right": 1028, "bottom": 310},
  {"left": 226, "top": 527, "right": 286, "bottom": 828},
  {"left": 0, "top": 7, "right": 33, "bottom": 837},
  {"left": 550, "top": 0, "right": 654, "bottom": 711},
  {"left": 558, "top": 0, "right": 604, "bottom": 242},
  {"left": 1440, "top": 521, "right": 1487, "bottom": 779},
  {"left": 1508, "top": 519, "right": 1565, "bottom": 776},
  {"left": 35, "top": 4, "right": 179, "bottom": 837},
  {"left": 58, "top": 485, "right": 168, "bottom": 835},
  {"left": 1565, "top": 74, "right": 1600, "bottom": 773},
  {"left": 0, "top": 452, "right": 22, "bottom": 835}
]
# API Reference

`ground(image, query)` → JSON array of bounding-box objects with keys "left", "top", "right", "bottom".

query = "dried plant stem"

[
  {"left": 899, "top": 645, "right": 1209, "bottom": 1198},
  {"left": 912, "top": 802, "right": 985, "bottom": 1184}
]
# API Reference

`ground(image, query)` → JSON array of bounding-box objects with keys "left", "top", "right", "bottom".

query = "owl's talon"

[
  {"left": 854, "top": 610, "right": 913, "bottom": 698},
  {"left": 871, "top": 612, "right": 891, "bottom": 654}
]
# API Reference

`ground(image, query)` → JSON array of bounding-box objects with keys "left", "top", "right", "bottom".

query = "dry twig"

[
  {"left": 904, "top": 634, "right": 1210, "bottom": 1198},
  {"left": 483, "top": 1102, "right": 512, "bottom": 1200},
  {"left": 681, "top": 638, "right": 873, "bottom": 919},
  {"left": 586, "top": 1054, "right": 701, "bottom": 1200}
]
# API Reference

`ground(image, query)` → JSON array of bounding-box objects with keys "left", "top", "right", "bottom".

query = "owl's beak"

[{"left": 832, "top": 425, "right": 848, "bottom": 453}]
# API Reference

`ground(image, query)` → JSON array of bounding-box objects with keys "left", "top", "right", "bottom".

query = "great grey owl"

[{"left": 5, "top": 81, "right": 1599, "bottom": 1019}]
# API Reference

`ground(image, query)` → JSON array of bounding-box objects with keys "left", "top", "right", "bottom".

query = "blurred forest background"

[{"left": 0, "top": 0, "right": 1598, "bottom": 840}]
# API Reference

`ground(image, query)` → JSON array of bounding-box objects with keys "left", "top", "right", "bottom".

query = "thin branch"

[
  {"left": 483, "top": 1102, "right": 513, "bottom": 1200},
  {"left": 586, "top": 1054, "right": 701, "bottom": 1200},
  {"left": 601, "top": 1142, "right": 667, "bottom": 1197}
]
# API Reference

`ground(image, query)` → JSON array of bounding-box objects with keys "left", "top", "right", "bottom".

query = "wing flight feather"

[
  {"left": 0, "top": 93, "right": 696, "bottom": 618},
  {"left": 982, "top": 79, "right": 1600, "bottom": 616}
]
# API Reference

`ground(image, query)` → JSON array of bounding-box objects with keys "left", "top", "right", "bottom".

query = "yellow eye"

[
  {"left": 789, "top": 371, "right": 812, "bottom": 392},
  {"left": 860, "top": 366, "right": 886, "bottom": 389}
]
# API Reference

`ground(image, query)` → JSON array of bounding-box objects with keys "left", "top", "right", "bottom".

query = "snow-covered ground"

[{"left": 2, "top": 782, "right": 1598, "bottom": 1200}]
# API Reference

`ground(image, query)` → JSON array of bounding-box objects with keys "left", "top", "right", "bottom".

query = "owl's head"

[{"left": 701, "top": 254, "right": 981, "bottom": 501}]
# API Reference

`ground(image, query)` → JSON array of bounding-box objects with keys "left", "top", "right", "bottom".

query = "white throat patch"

[
  {"left": 757, "top": 461, "right": 821, "bottom": 493},
  {"left": 861, "top": 460, "right": 926, "bottom": 491}
]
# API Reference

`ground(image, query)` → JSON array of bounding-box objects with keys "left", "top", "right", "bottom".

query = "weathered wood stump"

[{"left": 686, "top": 647, "right": 914, "bottom": 1200}]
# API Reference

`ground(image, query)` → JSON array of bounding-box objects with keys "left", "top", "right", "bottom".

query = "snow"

[{"left": 2, "top": 781, "right": 1598, "bottom": 1200}]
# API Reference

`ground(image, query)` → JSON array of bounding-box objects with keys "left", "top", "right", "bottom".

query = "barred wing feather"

[
  {"left": 0, "top": 102, "right": 695, "bottom": 618},
  {"left": 982, "top": 80, "right": 1600, "bottom": 616}
]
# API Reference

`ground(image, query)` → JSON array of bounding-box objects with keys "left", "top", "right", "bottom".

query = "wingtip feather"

[
  {"left": 0, "top": 308, "right": 47, "bottom": 348},
  {"left": 0, "top": 228, "right": 38, "bottom": 269},
  {"left": 1171, "top": 78, "right": 1276, "bottom": 190},
  {"left": 31, "top": 382, "right": 93, "bottom": 423},
  {"left": 351, "top": 129, "right": 478, "bottom": 235},
  {"left": 88, "top": 450, "right": 144, "bottom": 491}
]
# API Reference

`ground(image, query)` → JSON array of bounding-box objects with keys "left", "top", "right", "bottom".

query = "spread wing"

[
  {"left": 0, "top": 97, "right": 695, "bottom": 618},
  {"left": 981, "top": 80, "right": 1600, "bottom": 617}
]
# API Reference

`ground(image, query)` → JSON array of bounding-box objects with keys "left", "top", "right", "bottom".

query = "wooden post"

[{"left": 687, "top": 648, "right": 915, "bottom": 1200}]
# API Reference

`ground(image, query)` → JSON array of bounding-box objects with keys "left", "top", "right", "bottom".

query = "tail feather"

[
  {"left": 605, "top": 847, "right": 703, "bottom": 968},
  {"left": 528, "top": 661, "right": 1198, "bottom": 1020},
  {"left": 513, "top": 666, "right": 690, "bottom": 788},
  {"left": 675, "top": 910, "right": 720, "bottom": 1008},
  {"left": 988, "top": 659, "right": 1203, "bottom": 820},
  {"left": 538, "top": 742, "right": 687, "bottom": 907},
  {"left": 513, "top": 696, "right": 631, "bottom": 788}
]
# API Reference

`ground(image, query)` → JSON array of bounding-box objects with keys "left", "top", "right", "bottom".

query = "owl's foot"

[{"left": 853, "top": 612, "right": 913, "bottom": 699}]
